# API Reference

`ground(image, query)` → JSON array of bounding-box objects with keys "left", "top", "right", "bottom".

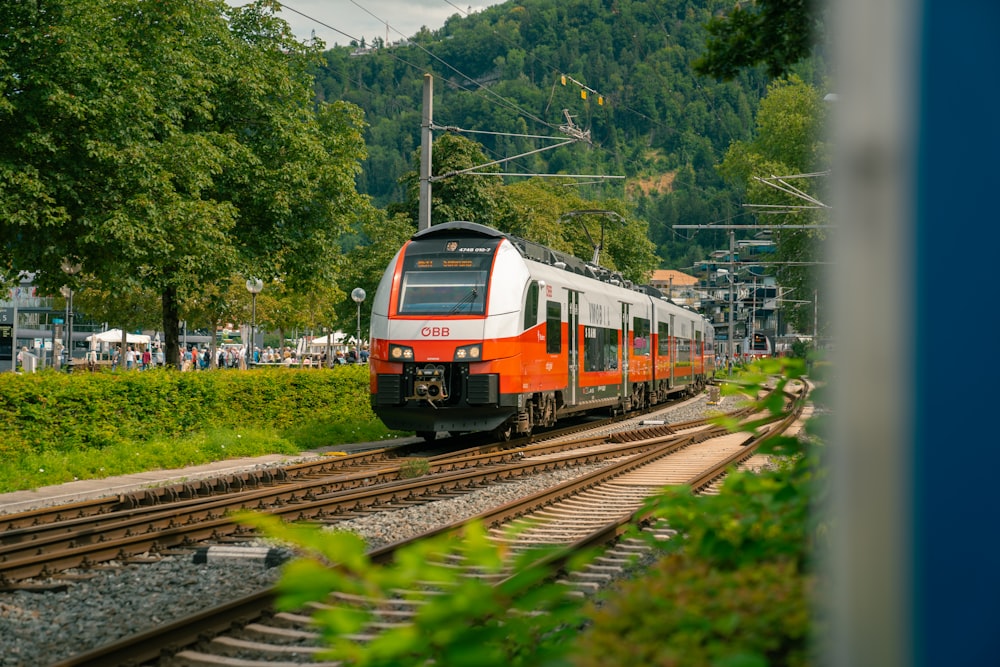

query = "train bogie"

[{"left": 369, "top": 221, "right": 715, "bottom": 440}]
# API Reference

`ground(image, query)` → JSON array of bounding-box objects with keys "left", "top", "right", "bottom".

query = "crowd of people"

[{"left": 96, "top": 343, "right": 370, "bottom": 371}]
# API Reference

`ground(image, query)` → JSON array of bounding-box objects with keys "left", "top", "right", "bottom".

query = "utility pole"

[
  {"left": 728, "top": 231, "right": 735, "bottom": 364},
  {"left": 419, "top": 74, "right": 433, "bottom": 231},
  {"left": 418, "top": 74, "right": 620, "bottom": 231}
]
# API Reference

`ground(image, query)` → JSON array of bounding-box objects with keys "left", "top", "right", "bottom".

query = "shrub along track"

[{"left": 44, "top": 380, "right": 808, "bottom": 667}]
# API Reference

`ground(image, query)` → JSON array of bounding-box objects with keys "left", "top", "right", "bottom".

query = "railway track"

[
  {"left": 1, "top": 394, "right": 747, "bottom": 585},
  {"left": 38, "top": 380, "right": 808, "bottom": 666}
]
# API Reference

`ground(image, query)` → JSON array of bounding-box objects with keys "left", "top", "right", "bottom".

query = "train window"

[
  {"left": 584, "top": 326, "right": 618, "bottom": 372},
  {"left": 398, "top": 269, "right": 488, "bottom": 315},
  {"left": 657, "top": 322, "right": 670, "bottom": 356},
  {"left": 677, "top": 337, "right": 691, "bottom": 363},
  {"left": 524, "top": 282, "right": 539, "bottom": 330},
  {"left": 633, "top": 317, "right": 650, "bottom": 357},
  {"left": 545, "top": 302, "right": 561, "bottom": 353}
]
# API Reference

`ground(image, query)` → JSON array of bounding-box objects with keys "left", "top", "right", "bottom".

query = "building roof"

[{"left": 649, "top": 269, "right": 698, "bottom": 287}]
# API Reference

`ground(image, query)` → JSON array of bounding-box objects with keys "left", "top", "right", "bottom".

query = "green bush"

[
  {"left": 573, "top": 555, "right": 815, "bottom": 667},
  {"left": 0, "top": 365, "right": 376, "bottom": 458}
]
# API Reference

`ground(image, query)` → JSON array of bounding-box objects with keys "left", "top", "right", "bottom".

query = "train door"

[
  {"left": 668, "top": 313, "right": 676, "bottom": 388},
  {"left": 620, "top": 301, "right": 630, "bottom": 403},
  {"left": 691, "top": 325, "right": 705, "bottom": 379},
  {"left": 567, "top": 290, "right": 580, "bottom": 405}
]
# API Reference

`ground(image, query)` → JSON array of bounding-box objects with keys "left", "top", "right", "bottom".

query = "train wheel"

[
  {"left": 416, "top": 430, "right": 437, "bottom": 442},
  {"left": 494, "top": 423, "right": 514, "bottom": 441}
]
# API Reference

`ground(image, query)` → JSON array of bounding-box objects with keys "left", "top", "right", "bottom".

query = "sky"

[{"left": 227, "top": 1, "right": 503, "bottom": 48}]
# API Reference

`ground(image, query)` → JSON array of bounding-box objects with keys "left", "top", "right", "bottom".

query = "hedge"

[{"left": 0, "top": 365, "right": 375, "bottom": 457}]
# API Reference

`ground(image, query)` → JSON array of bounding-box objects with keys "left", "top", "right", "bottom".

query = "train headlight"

[
  {"left": 454, "top": 344, "right": 481, "bottom": 361},
  {"left": 389, "top": 344, "right": 414, "bottom": 360}
]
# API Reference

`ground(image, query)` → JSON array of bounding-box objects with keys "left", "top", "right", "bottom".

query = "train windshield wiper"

[{"left": 449, "top": 287, "right": 480, "bottom": 313}]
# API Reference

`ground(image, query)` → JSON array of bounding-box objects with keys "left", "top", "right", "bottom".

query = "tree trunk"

[
  {"left": 208, "top": 316, "right": 220, "bottom": 369},
  {"left": 162, "top": 285, "right": 180, "bottom": 369},
  {"left": 119, "top": 329, "right": 128, "bottom": 370}
]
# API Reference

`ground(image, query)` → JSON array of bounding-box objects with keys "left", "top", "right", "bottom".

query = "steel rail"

[{"left": 47, "top": 381, "right": 807, "bottom": 667}]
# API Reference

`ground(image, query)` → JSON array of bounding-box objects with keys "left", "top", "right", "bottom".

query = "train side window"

[
  {"left": 633, "top": 317, "right": 650, "bottom": 356},
  {"left": 657, "top": 322, "right": 670, "bottom": 356},
  {"left": 524, "top": 282, "right": 539, "bottom": 330},
  {"left": 545, "top": 302, "right": 561, "bottom": 353},
  {"left": 584, "top": 326, "right": 618, "bottom": 371}
]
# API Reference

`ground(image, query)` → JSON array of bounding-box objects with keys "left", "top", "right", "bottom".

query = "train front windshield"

[{"left": 396, "top": 237, "right": 500, "bottom": 316}]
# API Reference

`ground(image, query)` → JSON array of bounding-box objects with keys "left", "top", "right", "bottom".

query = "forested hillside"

[{"left": 310, "top": 0, "right": 812, "bottom": 268}]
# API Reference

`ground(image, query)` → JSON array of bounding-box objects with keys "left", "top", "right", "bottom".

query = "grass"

[{"left": 0, "top": 421, "right": 410, "bottom": 494}]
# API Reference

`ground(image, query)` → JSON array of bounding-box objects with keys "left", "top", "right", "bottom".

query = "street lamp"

[
  {"left": 351, "top": 287, "right": 366, "bottom": 357},
  {"left": 61, "top": 259, "right": 81, "bottom": 366},
  {"left": 245, "top": 278, "right": 263, "bottom": 367}
]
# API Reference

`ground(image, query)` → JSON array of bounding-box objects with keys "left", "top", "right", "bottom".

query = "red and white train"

[{"left": 369, "top": 221, "right": 715, "bottom": 441}]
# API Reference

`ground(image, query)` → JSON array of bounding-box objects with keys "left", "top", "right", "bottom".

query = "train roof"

[
  {"left": 411, "top": 222, "right": 711, "bottom": 325},
  {"left": 414, "top": 221, "right": 640, "bottom": 291}
]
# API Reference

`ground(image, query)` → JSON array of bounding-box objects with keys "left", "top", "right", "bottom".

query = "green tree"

[
  {"left": 311, "top": 0, "right": 769, "bottom": 222},
  {"left": 70, "top": 278, "right": 163, "bottom": 359},
  {"left": 693, "top": 0, "right": 820, "bottom": 80},
  {"left": 396, "top": 133, "right": 516, "bottom": 228},
  {"left": 718, "top": 75, "right": 829, "bottom": 335},
  {"left": 334, "top": 210, "right": 416, "bottom": 340},
  {"left": 395, "top": 133, "right": 659, "bottom": 285},
  {"left": 0, "top": 0, "right": 372, "bottom": 367},
  {"left": 505, "top": 179, "right": 659, "bottom": 285}
]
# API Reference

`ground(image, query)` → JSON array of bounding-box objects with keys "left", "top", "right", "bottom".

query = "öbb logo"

[{"left": 421, "top": 327, "right": 451, "bottom": 337}]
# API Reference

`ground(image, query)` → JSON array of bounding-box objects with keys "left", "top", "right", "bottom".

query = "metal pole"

[
  {"left": 10, "top": 285, "right": 17, "bottom": 372},
  {"left": 64, "top": 293, "right": 70, "bottom": 354},
  {"left": 814, "top": 288, "right": 820, "bottom": 351},
  {"left": 751, "top": 275, "right": 757, "bottom": 357},
  {"left": 251, "top": 293, "right": 256, "bottom": 366},
  {"left": 419, "top": 73, "right": 433, "bottom": 231},
  {"left": 728, "top": 231, "right": 735, "bottom": 372},
  {"left": 67, "top": 290, "right": 73, "bottom": 363},
  {"left": 350, "top": 287, "right": 367, "bottom": 360},
  {"left": 245, "top": 278, "right": 263, "bottom": 367}
]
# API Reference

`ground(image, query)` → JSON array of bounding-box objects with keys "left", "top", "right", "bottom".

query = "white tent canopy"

[
  {"left": 86, "top": 329, "right": 151, "bottom": 346},
  {"left": 306, "top": 332, "right": 347, "bottom": 347}
]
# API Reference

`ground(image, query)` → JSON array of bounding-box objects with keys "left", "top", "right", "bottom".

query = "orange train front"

[{"left": 369, "top": 221, "right": 715, "bottom": 441}]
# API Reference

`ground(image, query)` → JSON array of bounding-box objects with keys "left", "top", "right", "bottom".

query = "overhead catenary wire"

[{"left": 278, "top": 0, "right": 621, "bottom": 144}]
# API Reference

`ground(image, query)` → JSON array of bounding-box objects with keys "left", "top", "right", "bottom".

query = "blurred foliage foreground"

[
  {"left": 244, "top": 359, "right": 831, "bottom": 667},
  {"left": 0, "top": 365, "right": 401, "bottom": 493}
]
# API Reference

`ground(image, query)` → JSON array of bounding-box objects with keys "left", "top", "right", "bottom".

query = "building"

[{"left": 648, "top": 269, "right": 699, "bottom": 306}]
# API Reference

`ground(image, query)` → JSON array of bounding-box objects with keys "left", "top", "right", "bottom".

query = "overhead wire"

[
  {"left": 276, "top": 0, "right": 743, "bottom": 205},
  {"left": 279, "top": 1, "right": 559, "bottom": 132}
]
